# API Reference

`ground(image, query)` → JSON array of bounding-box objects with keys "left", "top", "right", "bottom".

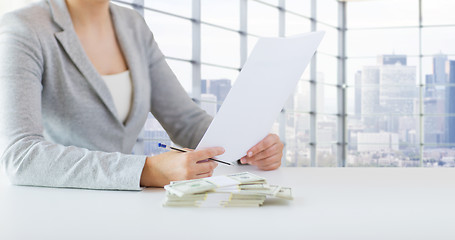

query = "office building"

[
  {"left": 378, "top": 54, "right": 407, "bottom": 66},
  {"left": 355, "top": 71, "right": 362, "bottom": 117},
  {"left": 201, "top": 79, "right": 232, "bottom": 111},
  {"left": 446, "top": 61, "right": 455, "bottom": 143},
  {"left": 357, "top": 132, "right": 399, "bottom": 152},
  {"left": 434, "top": 54, "right": 448, "bottom": 84},
  {"left": 424, "top": 55, "right": 448, "bottom": 144}
]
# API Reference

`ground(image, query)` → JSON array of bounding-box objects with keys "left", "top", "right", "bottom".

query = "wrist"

[{"left": 140, "top": 156, "right": 154, "bottom": 187}]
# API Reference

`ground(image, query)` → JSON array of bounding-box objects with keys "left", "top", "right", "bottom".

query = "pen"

[{"left": 158, "top": 143, "right": 232, "bottom": 166}]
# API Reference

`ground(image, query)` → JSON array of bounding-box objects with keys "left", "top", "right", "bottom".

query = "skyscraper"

[
  {"left": 358, "top": 54, "right": 417, "bottom": 144},
  {"left": 424, "top": 55, "right": 447, "bottom": 145},
  {"left": 446, "top": 60, "right": 455, "bottom": 143},
  {"left": 378, "top": 54, "right": 407, "bottom": 66},
  {"left": 355, "top": 71, "right": 362, "bottom": 117},
  {"left": 379, "top": 64, "right": 416, "bottom": 115},
  {"left": 201, "top": 79, "right": 232, "bottom": 111},
  {"left": 360, "top": 66, "right": 380, "bottom": 132},
  {"left": 434, "top": 54, "right": 448, "bottom": 84},
  {"left": 360, "top": 66, "right": 380, "bottom": 115},
  {"left": 201, "top": 79, "right": 207, "bottom": 94}
]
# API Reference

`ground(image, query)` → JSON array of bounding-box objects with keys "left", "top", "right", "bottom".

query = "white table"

[{"left": 0, "top": 166, "right": 454, "bottom": 240}]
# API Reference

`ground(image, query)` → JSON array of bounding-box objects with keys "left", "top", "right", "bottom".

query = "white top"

[
  {"left": 101, "top": 70, "right": 132, "bottom": 123},
  {"left": 1, "top": 167, "right": 454, "bottom": 240}
]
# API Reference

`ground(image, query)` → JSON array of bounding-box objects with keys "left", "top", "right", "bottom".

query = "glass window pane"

[
  {"left": 346, "top": 56, "right": 419, "bottom": 116},
  {"left": 144, "top": 11, "right": 192, "bottom": 60},
  {"left": 201, "top": 64, "right": 239, "bottom": 109},
  {"left": 348, "top": 115, "right": 420, "bottom": 148},
  {"left": 200, "top": 66, "right": 237, "bottom": 112},
  {"left": 422, "top": 0, "right": 455, "bottom": 25},
  {"left": 316, "top": 0, "right": 338, "bottom": 27},
  {"left": 248, "top": 1, "right": 279, "bottom": 37},
  {"left": 201, "top": 65, "right": 239, "bottom": 84},
  {"left": 286, "top": 0, "right": 311, "bottom": 17},
  {"left": 201, "top": 25, "right": 240, "bottom": 68},
  {"left": 347, "top": 28, "right": 419, "bottom": 57},
  {"left": 317, "top": 24, "right": 338, "bottom": 56},
  {"left": 424, "top": 86, "right": 454, "bottom": 115},
  {"left": 424, "top": 116, "right": 455, "bottom": 145},
  {"left": 201, "top": 0, "right": 239, "bottom": 30},
  {"left": 167, "top": 59, "right": 192, "bottom": 94},
  {"left": 285, "top": 13, "right": 311, "bottom": 37},
  {"left": 347, "top": 144, "right": 419, "bottom": 167},
  {"left": 286, "top": 80, "right": 310, "bottom": 113},
  {"left": 347, "top": 0, "right": 418, "bottom": 28},
  {"left": 317, "top": 54, "right": 338, "bottom": 84},
  {"left": 317, "top": 115, "right": 337, "bottom": 143},
  {"left": 144, "top": 0, "right": 191, "bottom": 18},
  {"left": 347, "top": 85, "right": 419, "bottom": 116},
  {"left": 285, "top": 113, "right": 310, "bottom": 167},
  {"left": 319, "top": 85, "right": 338, "bottom": 114},
  {"left": 141, "top": 113, "right": 172, "bottom": 156},
  {"left": 347, "top": 57, "right": 420, "bottom": 86},
  {"left": 317, "top": 144, "right": 337, "bottom": 167},
  {"left": 424, "top": 146, "right": 455, "bottom": 167},
  {"left": 422, "top": 27, "right": 455, "bottom": 55}
]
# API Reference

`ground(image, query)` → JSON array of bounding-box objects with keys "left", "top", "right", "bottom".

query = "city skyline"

[{"left": 105, "top": 0, "right": 455, "bottom": 168}]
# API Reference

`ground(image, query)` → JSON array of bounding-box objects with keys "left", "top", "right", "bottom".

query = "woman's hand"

[
  {"left": 140, "top": 147, "right": 225, "bottom": 187},
  {"left": 239, "top": 134, "right": 283, "bottom": 171}
]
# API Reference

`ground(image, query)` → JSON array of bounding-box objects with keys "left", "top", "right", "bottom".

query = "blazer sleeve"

[
  {"left": 0, "top": 13, "right": 146, "bottom": 190},
  {"left": 145, "top": 24, "right": 213, "bottom": 149}
]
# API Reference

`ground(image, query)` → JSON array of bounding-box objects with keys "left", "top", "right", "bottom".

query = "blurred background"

[{"left": 2, "top": 0, "right": 455, "bottom": 168}]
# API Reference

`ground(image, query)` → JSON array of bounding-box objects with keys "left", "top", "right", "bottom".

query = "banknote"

[
  {"left": 165, "top": 172, "right": 266, "bottom": 197},
  {"left": 163, "top": 172, "right": 293, "bottom": 207}
]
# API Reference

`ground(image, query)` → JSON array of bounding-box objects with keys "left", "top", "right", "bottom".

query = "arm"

[
  {"left": 144, "top": 29, "right": 212, "bottom": 149},
  {"left": 0, "top": 12, "right": 146, "bottom": 190},
  {"left": 140, "top": 19, "right": 282, "bottom": 170}
]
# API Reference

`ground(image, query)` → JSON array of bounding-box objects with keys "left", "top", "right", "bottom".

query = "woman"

[{"left": 0, "top": 0, "right": 283, "bottom": 190}]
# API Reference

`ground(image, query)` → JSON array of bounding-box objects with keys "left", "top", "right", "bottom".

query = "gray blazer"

[{"left": 0, "top": 0, "right": 212, "bottom": 190}]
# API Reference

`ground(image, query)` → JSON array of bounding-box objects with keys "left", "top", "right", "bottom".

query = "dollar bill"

[
  {"left": 162, "top": 172, "right": 293, "bottom": 207},
  {"left": 275, "top": 187, "right": 293, "bottom": 200},
  {"left": 165, "top": 172, "right": 266, "bottom": 197}
]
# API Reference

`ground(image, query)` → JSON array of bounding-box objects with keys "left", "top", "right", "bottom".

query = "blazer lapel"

[
  {"left": 49, "top": 0, "right": 122, "bottom": 126},
  {"left": 110, "top": 4, "right": 143, "bottom": 128}
]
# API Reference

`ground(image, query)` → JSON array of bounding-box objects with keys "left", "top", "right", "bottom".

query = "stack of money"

[{"left": 163, "top": 172, "right": 293, "bottom": 207}]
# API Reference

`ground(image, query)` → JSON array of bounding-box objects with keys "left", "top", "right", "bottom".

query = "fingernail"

[
  {"left": 248, "top": 151, "right": 253, "bottom": 157},
  {"left": 240, "top": 158, "right": 246, "bottom": 164}
]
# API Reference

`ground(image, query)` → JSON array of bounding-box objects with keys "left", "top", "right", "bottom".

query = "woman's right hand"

[{"left": 140, "top": 147, "right": 225, "bottom": 187}]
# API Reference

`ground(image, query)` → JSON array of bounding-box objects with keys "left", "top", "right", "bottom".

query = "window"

[
  {"left": 115, "top": 0, "right": 455, "bottom": 168},
  {"left": 347, "top": 0, "right": 455, "bottom": 168}
]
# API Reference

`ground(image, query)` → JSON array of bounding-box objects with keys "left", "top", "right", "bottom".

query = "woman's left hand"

[{"left": 239, "top": 133, "right": 283, "bottom": 170}]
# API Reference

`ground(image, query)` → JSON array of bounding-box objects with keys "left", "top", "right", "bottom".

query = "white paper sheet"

[{"left": 196, "top": 31, "right": 325, "bottom": 163}]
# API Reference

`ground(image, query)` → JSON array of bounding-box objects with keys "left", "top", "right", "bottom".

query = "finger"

[
  {"left": 244, "top": 143, "right": 282, "bottom": 163},
  {"left": 249, "top": 152, "right": 282, "bottom": 167},
  {"left": 188, "top": 147, "right": 225, "bottom": 162},
  {"left": 195, "top": 171, "right": 213, "bottom": 178},
  {"left": 193, "top": 160, "right": 218, "bottom": 175},
  {"left": 258, "top": 161, "right": 281, "bottom": 171},
  {"left": 196, "top": 167, "right": 215, "bottom": 177},
  {"left": 246, "top": 134, "right": 280, "bottom": 158}
]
